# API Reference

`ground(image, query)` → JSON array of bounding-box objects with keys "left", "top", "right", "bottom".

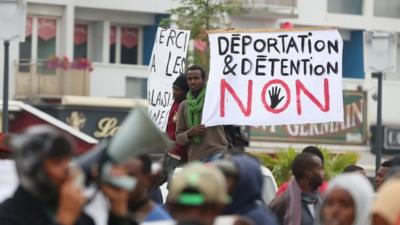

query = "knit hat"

[
  {"left": 167, "top": 162, "right": 230, "bottom": 206},
  {"left": 173, "top": 74, "right": 189, "bottom": 94}
]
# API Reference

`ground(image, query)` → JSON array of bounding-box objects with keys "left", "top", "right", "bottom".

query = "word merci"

[
  {"left": 220, "top": 78, "right": 330, "bottom": 117},
  {"left": 150, "top": 28, "right": 189, "bottom": 76},
  {"left": 218, "top": 32, "right": 339, "bottom": 77}
]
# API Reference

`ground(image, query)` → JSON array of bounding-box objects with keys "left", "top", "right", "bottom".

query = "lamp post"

[
  {"left": 2, "top": 40, "right": 10, "bottom": 132},
  {"left": 372, "top": 72, "right": 383, "bottom": 175},
  {"left": 364, "top": 30, "right": 397, "bottom": 176},
  {"left": 0, "top": 0, "right": 27, "bottom": 133}
]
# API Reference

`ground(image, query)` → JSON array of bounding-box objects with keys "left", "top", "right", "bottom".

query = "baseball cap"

[{"left": 167, "top": 162, "right": 230, "bottom": 206}]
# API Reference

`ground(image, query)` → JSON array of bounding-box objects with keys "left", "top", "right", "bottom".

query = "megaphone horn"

[{"left": 107, "top": 107, "right": 173, "bottom": 163}]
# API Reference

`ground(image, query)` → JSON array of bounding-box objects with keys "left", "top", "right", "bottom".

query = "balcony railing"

[
  {"left": 242, "top": 0, "right": 298, "bottom": 18},
  {"left": 14, "top": 59, "right": 90, "bottom": 99}
]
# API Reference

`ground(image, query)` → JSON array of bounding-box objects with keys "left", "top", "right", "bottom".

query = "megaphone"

[
  {"left": 107, "top": 107, "right": 173, "bottom": 163},
  {"left": 76, "top": 107, "right": 173, "bottom": 191}
]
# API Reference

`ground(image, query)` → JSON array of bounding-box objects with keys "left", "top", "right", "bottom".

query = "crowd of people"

[{"left": 1, "top": 65, "right": 400, "bottom": 225}]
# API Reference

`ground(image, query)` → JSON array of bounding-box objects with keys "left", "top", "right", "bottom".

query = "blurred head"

[
  {"left": 186, "top": 65, "right": 206, "bottom": 92},
  {"left": 319, "top": 173, "right": 374, "bottom": 225},
  {"left": 372, "top": 179, "right": 400, "bottom": 225},
  {"left": 167, "top": 162, "right": 229, "bottom": 225},
  {"left": 343, "top": 165, "right": 367, "bottom": 177},
  {"left": 121, "top": 155, "right": 153, "bottom": 206},
  {"left": 292, "top": 152, "right": 324, "bottom": 191},
  {"left": 214, "top": 158, "right": 239, "bottom": 194},
  {"left": 173, "top": 74, "right": 189, "bottom": 102},
  {"left": 11, "top": 125, "right": 73, "bottom": 201},
  {"left": 376, "top": 160, "right": 392, "bottom": 190},
  {"left": 302, "top": 146, "right": 324, "bottom": 166}
]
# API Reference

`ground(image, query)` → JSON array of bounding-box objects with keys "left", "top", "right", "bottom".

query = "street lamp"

[
  {"left": 364, "top": 31, "right": 397, "bottom": 175},
  {"left": 0, "top": 0, "right": 27, "bottom": 133}
]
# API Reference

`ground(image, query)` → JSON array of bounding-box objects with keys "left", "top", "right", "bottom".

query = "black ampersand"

[{"left": 223, "top": 55, "right": 237, "bottom": 75}]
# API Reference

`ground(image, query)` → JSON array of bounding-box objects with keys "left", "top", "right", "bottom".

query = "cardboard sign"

[
  {"left": 147, "top": 27, "right": 190, "bottom": 131},
  {"left": 203, "top": 29, "right": 343, "bottom": 126}
]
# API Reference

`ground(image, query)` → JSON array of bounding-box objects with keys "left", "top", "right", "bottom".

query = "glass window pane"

[
  {"left": 120, "top": 27, "right": 138, "bottom": 65},
  {"left": 37, "top": 18, "right": 57, "bottom": 75},
  {"left": 121, "top": 45, "right": 137, "bottom": 64},
  {"left": 110, "top": 26, "right": 116, "bottom": 63},
  {"left": 19, "top": 36, "right": 32, "bottom": 72},
  {"left": 19, "top": 17, "right": 32, "bottom": 72},
  {"left": 327, "top": 0, "right": 363, "bottom": 15},
  {"left": 125, "top": 77, "right": 147, "bottom": 98},
  {"left": 374, "top": 0, "right": 400, "bottom": 19},
  {"left": 74, "top": 24, "right": 88, "bottom": 59}
]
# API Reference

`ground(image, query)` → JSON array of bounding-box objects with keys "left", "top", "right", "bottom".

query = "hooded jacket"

[
  {"left": 223, "top": 155, "right": 278, "bottom": 225},
  {"left": 0, "top": 186, "right": 95, "bottom": 225}
]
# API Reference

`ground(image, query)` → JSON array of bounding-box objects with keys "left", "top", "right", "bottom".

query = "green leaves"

[
  {"left": 252, "top": 147, "right": 360, "bottom": 186},
  {"left": 160, "top": 0, "right": 243, "bottom": 70}
]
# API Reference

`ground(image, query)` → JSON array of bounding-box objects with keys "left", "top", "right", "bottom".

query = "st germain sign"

[{"left": 249, "top": 90, "right": 367, "bottom": 145}]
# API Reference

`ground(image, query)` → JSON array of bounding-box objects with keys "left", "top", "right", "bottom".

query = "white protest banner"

[
  {"left": 202, "top": 29, "right": 343, "bottom": 126},
  {"left": 147, "top": 27, "right": 190, "bottom": 131}
]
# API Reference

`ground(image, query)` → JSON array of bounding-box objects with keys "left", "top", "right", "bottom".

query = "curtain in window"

[
  {"left": 74, "top": 24, "right": 88, "bottom": 58},
  {"left": 120, "top": 27, "right": 138, "bottom": 64}
]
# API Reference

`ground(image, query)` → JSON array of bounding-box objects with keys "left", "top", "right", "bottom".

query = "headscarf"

[
  {"left": 373, "top": 179, "right": 400, "bottom": 225},
  {"left": 316, "top": 173, "right": 374, "bottom": 225}
]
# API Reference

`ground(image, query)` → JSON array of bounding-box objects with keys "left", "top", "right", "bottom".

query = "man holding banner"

[{"left": 176, "top": 65, "right": 228, "bottom": 162}]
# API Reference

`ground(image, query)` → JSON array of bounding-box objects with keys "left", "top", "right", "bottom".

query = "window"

[
  {"left": 19, "top": 17, "right": 32, "bottom": 72},
  {"left": 125, "top": 77, "right": 147, "bottom": 99},
  {"left": 327, "top": 0, "right": 363, "bottom": 15},
  {"left": 74, "top": 24, "right": 88, "bottom": 58},
  {"left": 37, "top": 18, "right": 57, "bottom": 74},
  {"left": 110, "top": 25, "right": 140, "bottom": 65},
  {"left": 374, "top": 0, "right": 400, "bottom": 19},
  {"left": 18, "top": 17, "right": 58, "bottom": 74}
]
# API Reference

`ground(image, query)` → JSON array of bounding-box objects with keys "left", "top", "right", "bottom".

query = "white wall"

[
  {"left": 342, "top": 77, "right": 400, "bottom": 126},
  {"left": 90, "top": 63, "right": 148, "bottom": 97},
  {"left": 280, "top": 0, "right": 400, "bottom": 32},
  {"left": 28, "top": 0, "right": 177, "bottom": 14}
]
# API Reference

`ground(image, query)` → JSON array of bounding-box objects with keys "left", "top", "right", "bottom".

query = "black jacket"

[{"left": 0, "top": 186, "right": 94, "bottom": 225}]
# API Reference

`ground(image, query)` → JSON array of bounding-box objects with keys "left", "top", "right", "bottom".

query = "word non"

[{"left": 220, "top": 78, "right": 330, "bottom": 117}]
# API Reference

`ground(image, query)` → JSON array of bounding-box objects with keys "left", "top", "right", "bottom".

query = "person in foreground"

[
  {"left": 216, "top": 154, "right": 278, "bottom": 225},
  {"left": 0, "top": 125, "right": 94, "bottom": 225},
  {"left": 270, "top": 152, "right": 324, "bottom": 225},
  {"left": 102, "top": 155, "right": 171, "bottom": 224},
  {"left": 166, "top": 162, "right": 230, "bottom": 225},
  {"left": 316, "top": 173, "right": 374, "bottom": 225},
  {"left": 372, "top": 178, "right": 400, "bottom": 225}
]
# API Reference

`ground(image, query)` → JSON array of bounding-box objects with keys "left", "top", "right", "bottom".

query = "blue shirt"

[{"left": 144, "top": 204, "right": 172, "bottom": 222}]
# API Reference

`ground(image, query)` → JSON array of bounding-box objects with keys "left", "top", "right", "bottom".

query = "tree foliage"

[{"left": 160, "top": 0, "right": 243, "bottom": 71}]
